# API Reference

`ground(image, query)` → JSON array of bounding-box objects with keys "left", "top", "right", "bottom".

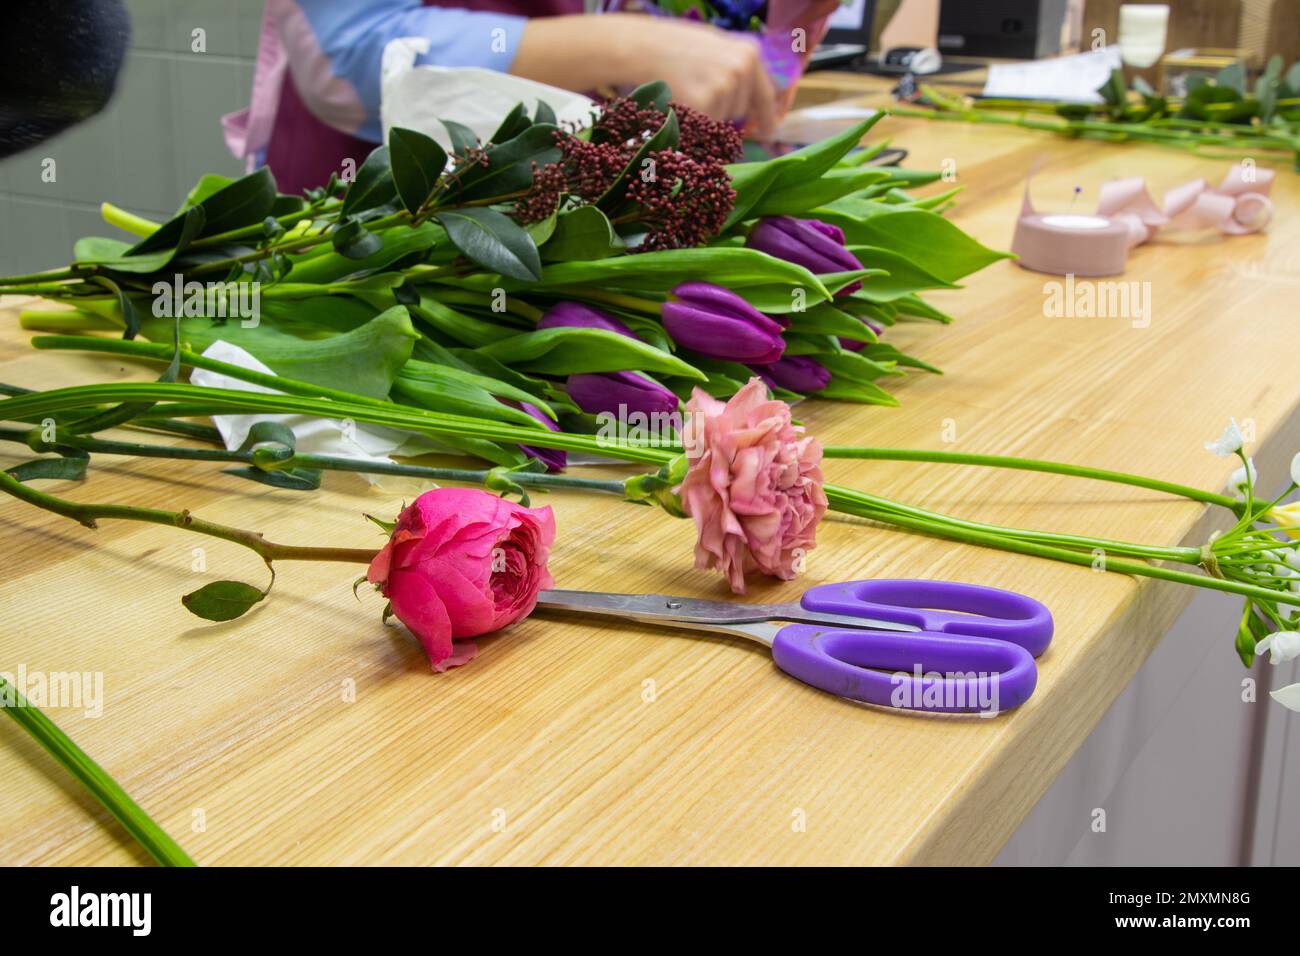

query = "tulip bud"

[
  {"left": 567, "top": 370, "right": 681, "bottom": 422},
  {"left": 538, "top": 301, "right": 636, "bottom": 338},
  {"left": 746, "top": 216, "right": 866, "bottom": 296},
  {"left": 513, "top": 401, "right": 566, "bottom": 472},
  {"left": 661, "top": 281, "right": 786, "bottom": 364},
  {"left": 751, "top": 355, "right": 831, "bottom": 393}
]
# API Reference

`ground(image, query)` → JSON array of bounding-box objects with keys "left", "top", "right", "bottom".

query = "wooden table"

[{"left": 2, "top": 73, "right": 1298, "bottom": 866}]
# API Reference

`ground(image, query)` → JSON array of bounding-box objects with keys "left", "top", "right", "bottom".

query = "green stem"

[
  {"left": 0, "top": 381, "right": 676, "bottom": 465},
  {"left": 822, "top": 446, "right": 1240, "bottom": 510},
  {"left": 0, "top": 675, "right": 193, "bottom": 866},
  {"left": 0, "top": 468, "right": 377, "bottom": 565},
  {"left": 1, "top": 426, "right": 629, "bottom": 496},
  {"left": 825, "top": 488, "right": 1285, "bottom": 604}
]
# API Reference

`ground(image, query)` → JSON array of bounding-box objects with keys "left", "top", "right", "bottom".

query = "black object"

[
  {"left": 0, "top": 0, "right": 131, "bottom": 158},
  {"left": 936, "top": 0, "right": 1068, "bottom": 60},
  {"left": 808, "top": 0, "right": 877, "bottom": 70}
]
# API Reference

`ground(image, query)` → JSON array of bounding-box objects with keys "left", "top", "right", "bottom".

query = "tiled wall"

[{"left": 0, "top": 1, "right": 264, "bottom": 275}]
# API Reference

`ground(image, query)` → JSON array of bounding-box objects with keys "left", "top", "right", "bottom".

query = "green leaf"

[
  {"left": 628, "top": 80, "right": 672, "bottom": 112},
  {"left": 488, "top": 103, "right": 532, "bottom": 145},
  {"left": 848, "top": 245, "right": 960, "bottom": 300},
  {"left": 91, "top": 276, "right": 142, "bottom": 339},
  {"left": 542, "top": 205, "right": 624, "bottom": 261},
  {"left": 235, "top": 420, "right": 298, "bottom": 463},
  {"left": 813, "top": 204, "right": 1012, "bottom": 282},
  {"left": 139, "top": 304, "right": 419, "bottom": 399},
  {"left": 477, "top": 327, "right": 705, "bottom": 380},
  {"left": 1096, "top": 68, "right": 1128, "bottom": 107},
  {"left": 745, "top": 168, "right": 891, "bottom": 218},
  {"left": 533, "top": 99, "right": 557, "bottom": 126},
  {"left": 332, "top": 218, "right": 386, "bottom": 260},
  {"left": 393, "top": 361, "right": 556, "bottom": 427},
  {"left": 340, "top": 146, "right": 397, "bottom": 218},
  {"left": 449, "top": 124, "right": 562, "bottom": 203},
  {"left": 442, "top": 119, "right": 479, "bottom": 156},
  {"left": 72, "top": 236, "right": 131, "bottom": 262},
  {"left": 816, "top": 375, "right": 900, "bottom": 406},
  {"left": 412, "top": 296, "right": 508, "bottom": 348},
  {"left": 224, "top": 466, "right": 322, "bottom": 490},
  {"left": 181, "top": 580, "right": 267, "bottom": 622},
  {"left": 389, "top": 127, "right": 448, "bottom": 213},
  {"left": 469, "top": 247, "right": 831, "bottom": 300},
  {"left": 1216, "top": 61, "right": 1247, "bottom": 94},
  {"left": 434, "top": 207, "right": 541, "bottom": 281},
  {"left": 786, "top": 303, "right": 878, "bottom": 341},
  {"left": 188, "top": 167, "right": 278, "bottom": 237},
  {"left": 6, "top": 456, "right": 88, "bottom": 482}
]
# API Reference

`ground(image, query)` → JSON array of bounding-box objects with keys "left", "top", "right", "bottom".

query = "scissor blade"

[{"left": 535, "top": 589, "right": 916, "bottom": 633}]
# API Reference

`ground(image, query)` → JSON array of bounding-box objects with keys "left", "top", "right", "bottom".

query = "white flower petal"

[
  {"left": 1257, "top": 631, "right": 1300, "bottom": 664},
  {"left": 1287, "top": 549, "right": 1300, "bottom": 570},
  {"left": 1228, "top": 458, "right": 1257, "bottom": 493},
  {"left": 1292, "top": 452, "right": 1300, "bottom": 488},
  {"left": 1205, "top": 418, "right": 1244, "bottom": 457},
  {"left": 1269, "top": 683, "right": 1300, "bottom": 712}
]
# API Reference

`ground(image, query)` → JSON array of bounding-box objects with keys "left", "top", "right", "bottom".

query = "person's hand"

[{"left": 513, "top": 14, "right": 780, "bottom": 139}]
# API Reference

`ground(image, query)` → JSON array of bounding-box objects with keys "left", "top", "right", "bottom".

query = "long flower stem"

[
  {"left": 826, "top": 488, "right": 1284, "bottom": 604},
  {"left": 0, "top": 676, "right": 193, "bottom": 866},
  {"left": 823, "top": 446, "right": 1239, "bottom": 510},
  {"left": 0, "top": 427, "right": 629, "bottom": 496},
  {"left": 0, "top": 469, "right": 377, "bottom": 565}
]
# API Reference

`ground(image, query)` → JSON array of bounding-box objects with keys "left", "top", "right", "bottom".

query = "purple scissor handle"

[
  {"left": 771, "top": 580, "right": 1052, "bottom": 714},
  {"left": 535, "top": 579, "right": 1053, "bottom": 715}
]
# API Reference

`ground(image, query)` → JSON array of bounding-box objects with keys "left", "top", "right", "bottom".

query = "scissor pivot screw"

[{"left": 665, "top": 601, "right": 682, "bottom": 609}]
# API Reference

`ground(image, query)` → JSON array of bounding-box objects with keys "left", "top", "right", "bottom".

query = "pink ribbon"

[{"left": 1096, "top": 163, "right": 1276, "bottom": 248}]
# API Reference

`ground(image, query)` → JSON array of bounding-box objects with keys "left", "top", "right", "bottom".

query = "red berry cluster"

[
  {"left": 514, "top": 95, "right": 740, "bottom": 248},
  {"left": 622, "top": 149, "right": 737, "bottom": 252}
]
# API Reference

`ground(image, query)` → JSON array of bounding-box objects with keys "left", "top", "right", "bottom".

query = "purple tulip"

[
  {"left": 567, "top": 370, "right": 680, "bottom": 423},
  {"left": 751, "top": 355, "right": 831, "bottom": 393},
  {"left": 839, "top": 318, "right": 884, "bottom": 352},
  {"left": 538, "top": 302, "right": 637, "bottom": 338},
  {"left": 514, "top": 401, "right": 566, "bottom": 472},
  {"left": 746, "top": 216, "right": 866, "bottom": 296},
  {"left": 661, "top": 281, "right": 786, "bottom": 364}
]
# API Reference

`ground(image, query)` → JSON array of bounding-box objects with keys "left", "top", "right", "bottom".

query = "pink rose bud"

[
  {"left": 366, "top": 487, "right": 556, "bottom": 671},
  {"left": 676, "top": 378, "right": 827, "bottom": 593}
]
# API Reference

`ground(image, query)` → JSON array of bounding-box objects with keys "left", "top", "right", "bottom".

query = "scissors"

[{"left": 536, "top": 579, "right": 1053, "bottom": 714}]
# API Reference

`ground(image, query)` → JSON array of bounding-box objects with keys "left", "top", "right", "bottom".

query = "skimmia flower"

[
  {"left": 675, "top": 377, "right": 827, "bottom": 593},
  {"left": 367, "top": 487, "right": 556, "bottom": 671}
]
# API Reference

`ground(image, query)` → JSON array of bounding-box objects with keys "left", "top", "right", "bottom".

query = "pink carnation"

[{"left": 676, "top": 378, "right": 828, "bottom": 593}]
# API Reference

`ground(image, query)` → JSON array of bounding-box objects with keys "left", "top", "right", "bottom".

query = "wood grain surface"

[{"left": 1, "top": 75, "right": 1297, "bottom": 866}]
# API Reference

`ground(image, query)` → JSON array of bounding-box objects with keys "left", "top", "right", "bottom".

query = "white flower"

[
  {"left": 1269, "top": 683, "right": 1300, "bottom": 712},
  {"left": 1205, "top": 418, "right": 1244, "bottom": 457},
  {"left": 1292, "top": 452, "right": 1300, "bottom": 488},
  {"left": 1286, "top": 549, "right": 1300, "bottom": 570},
  {"left": 1255, "top": 630, "right": 1300, "bottom": 664},
  {"left": 1228, "top": 457, "right": 1257, "bottom": 497}
]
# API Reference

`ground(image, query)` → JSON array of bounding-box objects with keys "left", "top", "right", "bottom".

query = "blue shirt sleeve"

[{"left": 292, "top": 0, "right": 529, "bottom": 142}]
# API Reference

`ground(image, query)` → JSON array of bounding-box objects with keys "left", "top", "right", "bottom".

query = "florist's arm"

[
  {"left": 278, "top": 1, "right": 779, "bottom": 142},
  {"left": 511, "top": 14, "right": 778, "bottom": 138}
]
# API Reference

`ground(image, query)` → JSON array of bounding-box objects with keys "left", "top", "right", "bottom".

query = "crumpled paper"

[
  {"left": 191, "top": 341, "right": 441, "bottom": 479},
  {"left": 379, "top": 36, "right": 595, "bottom": 150}
]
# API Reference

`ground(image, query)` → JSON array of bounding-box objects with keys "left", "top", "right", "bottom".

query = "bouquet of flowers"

[{"left": 6, "top": 83, "right": 1299, "bottom": 867}]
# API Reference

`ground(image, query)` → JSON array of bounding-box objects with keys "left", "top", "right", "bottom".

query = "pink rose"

[
  {"left": 676, "top": 377, "right": 827, "bottom": 593},
  {"left": 367, "top": 487, "right": 556, "bottom": 671}
]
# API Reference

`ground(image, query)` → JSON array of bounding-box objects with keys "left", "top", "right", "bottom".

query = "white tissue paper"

[
  {"left": 379, "top": 36, "right": 595, "bottom": 150},
  {"left": 191, "top": 341, "right": 442, "bottom": 479}
]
